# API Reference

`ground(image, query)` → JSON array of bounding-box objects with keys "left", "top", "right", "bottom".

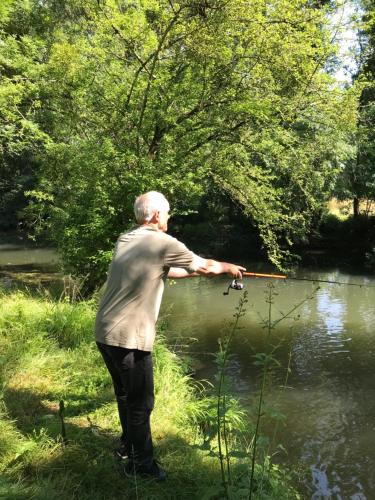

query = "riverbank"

[
  {"left": 173, "top": 213, "right": 375, "bottom": 272},
  {"left": 2, "top": 212, "right": 375, "bottom": 289},
  {"left": 0, "top": 290, "right": 299, "bottom": 499},
  {"left": 300, "top": 213, "right": 375, "bottom": 269}
]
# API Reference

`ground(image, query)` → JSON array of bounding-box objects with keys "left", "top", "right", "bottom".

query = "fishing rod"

[{"left": 223, "top": 271, "right": 375, "bottom": 295}]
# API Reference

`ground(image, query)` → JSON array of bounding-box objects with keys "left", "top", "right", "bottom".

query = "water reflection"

[
  {"left": 0, "top": 245, "right": 59, "bottom": 267},
  {"left": 317, "top": 290, "right": 345, "bottom": 334},
  {"left": 0, "top": 240, "right": 60, "bottom": 290},
  {"left": 162, "top": 270, "right": 375, "bottom": 499}
]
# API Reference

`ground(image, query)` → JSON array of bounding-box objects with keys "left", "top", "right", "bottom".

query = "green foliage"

[
  {"left": 0, "top": 1, "right": 52, "bottom": 229},
  {"left": 317, "top": 212, "right": 375, "bottom": 264},
  {"left": 334, "top": 2, "right": 375, "bottom": 214},
  {"left": 0, "top": 0, "right": 359, "bottom": 282}
]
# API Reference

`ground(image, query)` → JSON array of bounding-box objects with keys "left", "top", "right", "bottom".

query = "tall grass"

[
  {"left": 210, "top": 283, "right": 318, "bottom": 500},
  {"left": 0, "top": 288, "right": 299, "bottom": 499},
  {"left": 216, "top": 291, "right": 248, "bottom": 495}
]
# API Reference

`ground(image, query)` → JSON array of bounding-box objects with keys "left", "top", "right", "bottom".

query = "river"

[
  {"left": 0, "top": 236, "right": 60, "bottom": 289},
  {"left": 162, "top": 270, "right": 375, "bottom": 499},
  {"left": 1, "top": 240, "right": 375, "bottom": 498}
]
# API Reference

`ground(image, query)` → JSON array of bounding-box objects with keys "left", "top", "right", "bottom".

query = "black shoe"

[
  {"left": 114, "top": 442, "right": 128, "bottom": 460},
  {"left": 124, "top": 460, "right": 167, "bottom": 482}
]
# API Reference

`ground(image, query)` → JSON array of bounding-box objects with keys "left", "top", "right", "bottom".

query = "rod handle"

[{"left": 242, "top": 272, "right": 287, "bottom": 279}]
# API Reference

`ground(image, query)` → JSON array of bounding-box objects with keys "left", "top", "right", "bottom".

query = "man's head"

[{"left": 134, "top": 191, "right": 170, "bottom": 232}]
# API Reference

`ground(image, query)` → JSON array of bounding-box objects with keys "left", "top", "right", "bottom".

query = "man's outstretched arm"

[
  {"left": 196, "top": 259, "right": 245, "bottom": 278},
  {"left": 167, "top": 260, "right": 245, "bottom": 279},
  {"left": 167, "top": 268, "right": 199, "bottom": 278}
]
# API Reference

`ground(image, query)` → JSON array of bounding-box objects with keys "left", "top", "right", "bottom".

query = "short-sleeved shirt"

[{"left": 95, "top": 226, "right": 204, "bottom": 351}]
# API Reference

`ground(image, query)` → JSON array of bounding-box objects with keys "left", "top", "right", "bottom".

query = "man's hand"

[{"left": 224, "top": 263, "right": 246, "bottom": 278}]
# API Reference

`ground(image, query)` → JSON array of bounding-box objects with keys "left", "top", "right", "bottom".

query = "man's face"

[{"left": 157, "top": 210, "right": 170, "bottom": 232}]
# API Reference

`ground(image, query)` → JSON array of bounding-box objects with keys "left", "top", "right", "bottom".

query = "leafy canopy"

[{"left": 1, "top": 0, "right": 358, "bottom": 284}]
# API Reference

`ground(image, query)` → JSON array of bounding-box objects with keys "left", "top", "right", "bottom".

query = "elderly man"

[{"left": 95, "top": 191, "right": 244, "bottom": 481}]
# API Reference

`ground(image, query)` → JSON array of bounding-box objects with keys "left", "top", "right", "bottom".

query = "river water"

[
  {"left": 162, "top": 271, "right": 375, "bottom": 499},
  {"left": 1, "top": 241, "right": 375, "bottom": 498},
  {"left": 0, "top": 238, "right": 60, "bottom": 289}
]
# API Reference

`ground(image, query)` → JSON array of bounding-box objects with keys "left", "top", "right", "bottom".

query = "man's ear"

[{"left": 149, "top": 211, "right": 159, "bottom": 224}]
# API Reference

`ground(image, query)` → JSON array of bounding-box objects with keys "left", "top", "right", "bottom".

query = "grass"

[{"left": 0, "top": 289, "right": 299, "bottom": 499}]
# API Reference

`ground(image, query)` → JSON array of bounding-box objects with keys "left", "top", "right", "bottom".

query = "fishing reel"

[{"left": 223, "top": 279, "right": 244, "bottom": 296}]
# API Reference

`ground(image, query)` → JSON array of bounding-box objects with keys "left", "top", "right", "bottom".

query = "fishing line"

[{"left": 223, "top": 272, "right": 375, "bottom": 295}]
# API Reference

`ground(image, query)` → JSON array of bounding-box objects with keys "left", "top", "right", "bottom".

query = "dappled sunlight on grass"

[{"left": 0, "top": 290, "right": 300, "bottom": 499}]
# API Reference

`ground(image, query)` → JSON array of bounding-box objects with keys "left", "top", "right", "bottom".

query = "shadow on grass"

[
  {"left": 2, "top": 386, "right": 231, "bottom": 499},
  {"left": 3, "top": 409, "right": 227, "bottom": 498},
  {"left": 2, "top": 385, "right": 115, "bottom": 435}
]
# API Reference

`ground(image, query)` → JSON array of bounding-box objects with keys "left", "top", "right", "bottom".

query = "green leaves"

[{"left": 0, "top": 0, "right": 360, "bottom": 281}]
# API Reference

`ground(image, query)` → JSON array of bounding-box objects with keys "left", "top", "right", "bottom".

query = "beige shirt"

[{"left": 95, "top": 226, "right": 202, "bottom": 351}]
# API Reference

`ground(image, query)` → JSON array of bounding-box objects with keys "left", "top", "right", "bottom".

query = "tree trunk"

[{"left": 353, "top": 197, "right": 360, "bottom": 217}]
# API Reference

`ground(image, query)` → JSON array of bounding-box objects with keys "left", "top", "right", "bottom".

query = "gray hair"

[{"left": 133, "top": 191, "right": 170, "bottom": 224}]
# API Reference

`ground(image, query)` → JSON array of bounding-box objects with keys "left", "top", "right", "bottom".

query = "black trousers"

[{"left": 96, "top": 342, "right": 154, "bottom": 467}]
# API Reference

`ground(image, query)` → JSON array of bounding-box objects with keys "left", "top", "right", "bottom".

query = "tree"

[
  {"left": 2, "top": 0, "right": 358, "bottom": 285},
  {"left": 335, "top": 0, "right": 375, "bottom": 216},
  {"left": 0, "top": 0, "right": 52, "bottom": 229}
]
